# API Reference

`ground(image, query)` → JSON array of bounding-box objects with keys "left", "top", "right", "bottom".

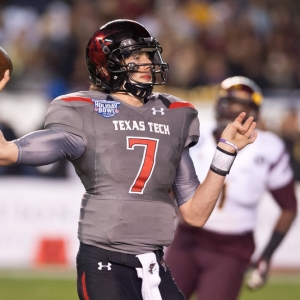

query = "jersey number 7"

[{"left": 127, "top": 137, "right": 159, "bottom": 194}]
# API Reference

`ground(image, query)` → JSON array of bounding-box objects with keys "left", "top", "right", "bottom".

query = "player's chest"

[
  {"left": 88, "top": 104, "right": 185, "bottom": 168},
  {"left": 90, "top": 103, "right": 186, "bottom": 143}
]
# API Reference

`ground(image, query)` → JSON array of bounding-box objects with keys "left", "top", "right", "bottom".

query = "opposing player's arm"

[
  {"left": 260, "top": 153, "right": 298, "bottom": 261},
  {"left": 247, "top": 180, "right": 297, "bottom": 290},
  {"left": 179, "top": 112, "right": 257, "bottom": 227},
  {"left": 270, "top": 180, "right": 297, "bottom": 237}
]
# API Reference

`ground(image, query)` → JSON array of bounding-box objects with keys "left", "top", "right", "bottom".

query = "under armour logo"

[
  {"left": 121, "top": 39, "right": 134, "bottom": 47},
  {"left": 98, "top": 262, "right": 112, "bottom": 271},
  {"left": 152, "top": 108, "right": 165, "bottom": 115},
  {"left": 149, "top": 263, "right": 156, "bottom": 274}
]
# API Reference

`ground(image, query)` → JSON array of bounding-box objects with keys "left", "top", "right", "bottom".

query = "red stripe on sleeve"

[
  {"left": 169, "top": 102, "right": 195, "bottom": 109},
  {"left": 81, "top": 272, "right": 90, "bottom": 300},
  {"left": 60, "top": 96, "right": 93, "bottom": 104}
]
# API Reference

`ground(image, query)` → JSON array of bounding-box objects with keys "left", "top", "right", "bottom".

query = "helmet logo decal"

[
  {"left": 121, "top": 39, "right": 135, "bottom": 47},
  {"left": 152, "top": 108, "right": 165, "bottom": 115},
  {"left": 93, "top": 99, "right": 120, "bottom": 118}
]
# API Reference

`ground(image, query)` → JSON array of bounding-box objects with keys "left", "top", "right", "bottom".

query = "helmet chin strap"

[{"left": 123, "top": 79, "right": 153, "bottom": 100}]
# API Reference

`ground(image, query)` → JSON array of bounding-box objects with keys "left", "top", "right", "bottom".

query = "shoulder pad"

[
  {"left": 153, "top": 92, "right": 195, "bottom": 109},
  {"left": 53, "top": 92, "right": 92, "bottom": 104},
  {"left": 53, "top": 91, "right": 109, "bottom": 104}
]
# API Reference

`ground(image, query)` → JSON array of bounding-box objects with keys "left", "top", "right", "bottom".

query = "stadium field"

[
  {"left": 191, "top": 271, "right": 300, "bottom": 300},
  {"left": 0, "top": 269, "right": 299, "bottom": 300}
]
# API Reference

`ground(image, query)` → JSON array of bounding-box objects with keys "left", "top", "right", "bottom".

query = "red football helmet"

[
  {"left": 215, "top": 76, "right": 263, "bottom": 131},
  {"left": 86, "top": 19, "right": 168, "bottom": 99}
]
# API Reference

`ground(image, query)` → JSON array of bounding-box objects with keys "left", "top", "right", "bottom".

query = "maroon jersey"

[{"left": 44, "top": 91, "right": 199, "bottom": 254}]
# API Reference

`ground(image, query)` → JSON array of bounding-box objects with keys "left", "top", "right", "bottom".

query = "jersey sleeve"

[
  {"left": 44, "top": 99, "right": 85, "bottom": 139},
  {"left": 270, "top": 180, "right": 297, "bottom": 211},
  {"left": 266, "top": 136, "right": 294, "bottom": 190},
  {"left": 156, "top": 92, "right": 200, "bottom": 148},
  {"left": 14, "top": 129, "right": 85, "bottom": 166},
  {"left": 172, "top": 147, "right": 200, "bottom": 207},
  {"left": 184, "top": 115, "right": 200, "bottom": 148}
]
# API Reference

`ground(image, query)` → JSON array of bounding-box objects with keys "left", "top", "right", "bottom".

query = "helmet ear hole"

[
  {"left": 107, "top": 61, "right": 114, "bottom": 68},
  {"left": 96, "top": 66, "right": 109, "bottom": 77}
]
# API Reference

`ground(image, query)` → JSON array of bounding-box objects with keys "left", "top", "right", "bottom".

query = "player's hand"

[
  {"left": 220, "top": 112, "right": 257, "bottom": 152},
  {"left": 0, "top": 69, "right": 10, "bottom": 91},
  {"left": 246, "top": 259, "right": 270, "bottom": 290},
  {"left": 0, "top": 130, "right": 8, "bottom": 148}
]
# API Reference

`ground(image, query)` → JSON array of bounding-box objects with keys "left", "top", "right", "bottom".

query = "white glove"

[{"left": 246, "top": 259, "right": 269, "bottom": 290}]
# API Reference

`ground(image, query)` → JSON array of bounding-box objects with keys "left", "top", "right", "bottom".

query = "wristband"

[
  {"left": 210, "top": 146, "right": 237, "bottom": 176},
  {"left": 261, "top": 231, "right": 285, "bottom": 260},
  {"left": 219, "top": 138, "right": 239, "bottom": 152}
]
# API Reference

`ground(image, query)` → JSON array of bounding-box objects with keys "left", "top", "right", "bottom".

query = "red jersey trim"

[
  {"left": 169, "top": 102, "right": 195, "bottom": 109},
  {"left": 60, "top": 96, "right": 93, "bottom": 104},
  {"left": 81, "top": 272, "right": 90, "bottom": 300}
]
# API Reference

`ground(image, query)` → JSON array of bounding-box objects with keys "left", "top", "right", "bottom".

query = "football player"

[
  {"left": 165, "top": 76, "right": 297, "bottom": 300},
  {"left": 0, "top": 21, "right": 257, "bottom": 300}
]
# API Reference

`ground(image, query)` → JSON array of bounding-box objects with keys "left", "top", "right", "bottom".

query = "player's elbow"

[
  {"left": 185, "top": 218, "right": 206, "bottom": 227},
  {"left": 178, "top": 199, "right": 212, "bottom": 227},
  {"left": 180, "top": 213, "right": 207, "bottom": 227},
  {"left": 289, "top": 209, "right": 297, "bottom": 222}
]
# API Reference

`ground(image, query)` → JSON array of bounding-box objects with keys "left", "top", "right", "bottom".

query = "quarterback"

[
  {"left": 165, "top": 76, "right": 297, "bottom": 300},
  {"left": 0, "top": 21, "right": 257, "bottom": 300}
]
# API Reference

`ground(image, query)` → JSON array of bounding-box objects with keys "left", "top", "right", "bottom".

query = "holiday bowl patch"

[{"left": 93, "top": 99, "right": 120, "bottom": 118}]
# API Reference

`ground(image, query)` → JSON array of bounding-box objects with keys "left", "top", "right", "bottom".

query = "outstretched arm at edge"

[
  {"left": 0, "top": 129, "right": 85, "bottom": 166},
  {"left": 0, "top": 70, "right": 17, "bottom": 165},
  {"left": 0, "top": 130, "right": 18, "bottom": 165},
  {"left": 0, "top": 70, "right": 10, "bottom": 91}
]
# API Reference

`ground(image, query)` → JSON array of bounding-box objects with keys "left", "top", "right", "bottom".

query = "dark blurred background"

[
  {"left": 1, "top": 0, "right": 300, "bottom": 178},
  {"left": 2, "top": 0, "right": 300, "bottom": 92}
]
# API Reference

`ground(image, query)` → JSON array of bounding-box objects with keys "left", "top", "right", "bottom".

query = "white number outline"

[{"left": 126, "top": 136, "right": 159, "bottom": 194}]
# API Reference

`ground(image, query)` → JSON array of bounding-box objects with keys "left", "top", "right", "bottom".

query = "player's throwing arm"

[
  {"left": 0, "top": 48, "right": 19, "bottom": 165},
  {"left": 0, "top": 46, "right": 12, "bottom": 91}
]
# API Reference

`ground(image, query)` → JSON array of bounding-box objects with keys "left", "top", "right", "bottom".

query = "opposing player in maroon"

[
  {"left": 165, "top": 77, "right": 297, "bottom": 300},
  {"left": 0, "top": 20, "right": 257, "bottom": 300}
]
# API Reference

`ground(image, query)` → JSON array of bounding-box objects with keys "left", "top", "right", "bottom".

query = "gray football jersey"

[{"left": 44, "top": 91, "right": 199, "bottom": 254}]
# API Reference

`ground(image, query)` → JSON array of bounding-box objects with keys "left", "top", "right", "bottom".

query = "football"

[{"left": 0, "top": 47, "right": 13, "bottom": 80}]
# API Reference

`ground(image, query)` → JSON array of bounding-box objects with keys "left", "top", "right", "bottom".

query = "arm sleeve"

[
  {"left": 267, "top": 147, "right": 294, "bottom": 190},
  {"left": 14, "top": 129, "right": 85, "bottom": 166},
  {"left": 270, "top": 179, "right": 298, "bottom": 211},
  {"left": 172, "top": 147, "right": 200, "bottom": 207},
  {"left": 184, "top": 115, "right": 200, "bottom": 148}
]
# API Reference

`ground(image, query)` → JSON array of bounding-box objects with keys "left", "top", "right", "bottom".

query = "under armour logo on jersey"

[
  {"left": 98, "top": 262, "right": 112, "bottom": 271},
  {"left": 152, "top": 108, "right": 165, "bottom": 115},
  {"left": 149, "top": 263, "right": 156, "bottom": 274}
]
